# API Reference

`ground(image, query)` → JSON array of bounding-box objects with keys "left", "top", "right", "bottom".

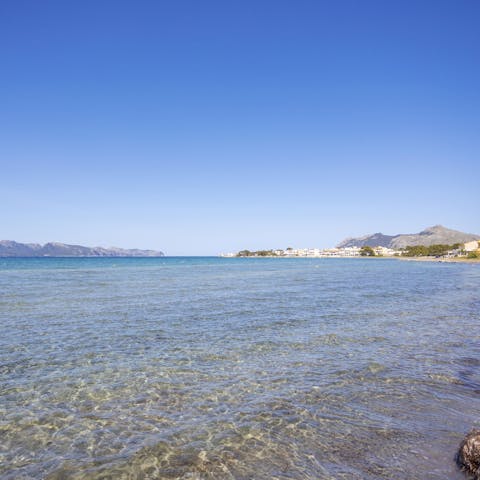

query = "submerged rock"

[{"left": 457, "top": 430, "right": 480, "bottom": 479}]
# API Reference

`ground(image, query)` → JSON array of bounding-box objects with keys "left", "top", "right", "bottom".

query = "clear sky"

[{"left": 1, "top": 1, "right": 479, "bottom": 255}]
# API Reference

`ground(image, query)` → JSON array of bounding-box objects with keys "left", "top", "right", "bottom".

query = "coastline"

[
  {"left": 398, "top": 256, "right": 480, "bottom": 264},
  {"left": 227, "top": 255, "right": 480, "bottom": 264}
]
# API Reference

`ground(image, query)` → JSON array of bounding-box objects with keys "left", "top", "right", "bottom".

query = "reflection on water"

[{"left": 1, "top": 257, "right": 480, "bottom": 479}]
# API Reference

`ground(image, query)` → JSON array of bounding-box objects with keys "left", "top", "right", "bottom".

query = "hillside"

[
  {"left": 0, "top": 240, "right": 164, "bottom": 257},
  {"left": 337, "top": 225, "right": 480, "bottom": 249}
]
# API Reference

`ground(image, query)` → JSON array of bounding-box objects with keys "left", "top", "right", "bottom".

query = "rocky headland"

[{"left": 0, "top": 240, "right": 164, "bottom": 257}]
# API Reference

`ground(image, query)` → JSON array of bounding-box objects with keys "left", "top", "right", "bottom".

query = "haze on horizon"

[{"left": 1, "top": 1, "right": 479, "bottom": 256}]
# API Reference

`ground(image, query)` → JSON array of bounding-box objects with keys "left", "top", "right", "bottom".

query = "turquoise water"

[{"left": 1, "top": 257, "right": 479, "bottom": 479}]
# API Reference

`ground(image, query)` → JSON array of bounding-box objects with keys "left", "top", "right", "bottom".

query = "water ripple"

[{"left": 1, "top": 257, "right": 479, "bottom": 479}]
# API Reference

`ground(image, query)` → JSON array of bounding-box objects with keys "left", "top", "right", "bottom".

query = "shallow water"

[{"left": 1, "top": 257, "right": 479, "bottom": 479}]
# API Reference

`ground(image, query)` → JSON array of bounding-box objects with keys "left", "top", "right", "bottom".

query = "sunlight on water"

[{"left": 1, "top": 257, "right": 479, "bottom": 479}]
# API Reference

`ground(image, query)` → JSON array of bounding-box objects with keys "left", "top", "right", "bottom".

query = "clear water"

[{"left": 1, "top": 257, "right": 479, "bottom": 479}]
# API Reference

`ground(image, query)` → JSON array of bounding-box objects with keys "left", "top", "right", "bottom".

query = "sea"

[{"left": 1, "top": 257, "right": 479, "bottom": 479}]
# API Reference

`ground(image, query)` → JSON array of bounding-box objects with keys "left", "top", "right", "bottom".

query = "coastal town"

[
  {"left": 220, "top": 240, "right": 480, "bottom": 259},
  {"left": 221, "top": 246, "right": 399, "bottom": 257}
]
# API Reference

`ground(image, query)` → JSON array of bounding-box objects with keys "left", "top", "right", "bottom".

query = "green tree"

[
  {"left": 427, "top": 244, "right": 450, "bottom": 257},
  {"left": 360, "top": 246, "right": 375, "bottom": 256},
  {"left": 403, "top": 245, "right": 429, "bottom": 256},
  {"left": 402, "top": 244, "right": 460, "bottom": 257}
]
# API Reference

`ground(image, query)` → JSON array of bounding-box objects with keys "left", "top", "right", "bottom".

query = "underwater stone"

[{"left": 457, "top": 429, "right": 480, "bottom": 479}]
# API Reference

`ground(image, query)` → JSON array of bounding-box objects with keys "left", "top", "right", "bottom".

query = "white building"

[
  {"left": 464, "top": 240, "right": 480, "bottom": 252},
  {"left": 373, "top": 246, "right": 397, "bottom": 256}
]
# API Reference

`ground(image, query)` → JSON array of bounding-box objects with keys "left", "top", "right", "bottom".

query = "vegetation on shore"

[
  {"left": 237, "top": 249, "right": 279, "bottom": 257},
  {"left": 359, "top": 246, "right": 376, "bottom": 256},
  {"left": 401, "top": 243, "right": 463, "bottom": 257},
  {"left": 233, "top": 241, "right": 480, "bottom": 259}
]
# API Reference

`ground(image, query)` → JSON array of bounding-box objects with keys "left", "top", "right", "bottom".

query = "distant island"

[
  {"left": 222, "top": 225, "right": 480, "bottom": 260},
  {"left": 0, "top": 240, "right": 164, "bottom": 257}
]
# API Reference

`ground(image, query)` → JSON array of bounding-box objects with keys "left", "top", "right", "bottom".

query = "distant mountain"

[
  {"left": 337, "top": 225, "right": 480, "bottom": 249},
  {"left": 337, "top": 232, "right": 395, "bottom": 249},
  {"left": 0, "top": 240, "right": 164, "bottom": 257}
]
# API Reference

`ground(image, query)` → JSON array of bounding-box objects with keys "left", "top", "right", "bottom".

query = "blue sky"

[{"left": 1, "top": 1, "right": 479, "bottom": 255}]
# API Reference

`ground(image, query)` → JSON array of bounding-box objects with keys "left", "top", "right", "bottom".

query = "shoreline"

[
  {"left": 398, "top": 256, "right": 480, "bottom": 264},
  {"left": 227, "top": 255, "right": 480, "bottom": 264}
]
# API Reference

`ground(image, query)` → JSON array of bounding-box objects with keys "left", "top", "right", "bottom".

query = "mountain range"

[
  {"left": 0, "top": 241, "right": 164, "bottom": 257},
  {"left": 337, "top": 225, "right": 480, "bottom": 249}
]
